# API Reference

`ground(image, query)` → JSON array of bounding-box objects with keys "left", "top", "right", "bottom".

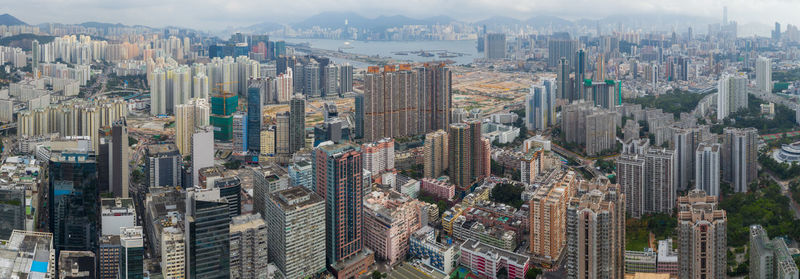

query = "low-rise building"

[
  {"left": 363, "top": 189, "right": 422, "bottom": 266},
  {"left": 420, "top": 177, "right": 455, "bottom": 201},
  {"left": 409, "top": 226, "right": 456, "bottom": 275},
  {"left": 656, "top": 239, "right": 678, "bottom": 277},
  {"left": 625, "top": 250, "right": 657, "bottom": 274},
  {"left": 459, "top": 238, "right": 530, "bottom": 279},
  {"left": 0, "top": 230, "right": 55, "bottom": 278}
]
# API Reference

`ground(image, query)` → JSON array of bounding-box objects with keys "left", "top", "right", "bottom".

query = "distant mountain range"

[{"left": 0, "top": 14, "right": 27, "bottom": 26}]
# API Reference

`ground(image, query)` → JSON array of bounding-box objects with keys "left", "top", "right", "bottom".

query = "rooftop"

[
  {"left": 460, "top": 238, "right": 528, "bottom": 266},
  {"left": 0, "top": 230, "right": 53, "bottom": 279},
  {"left": 270, "top": 186, "right": 323, "bottom": 211}
]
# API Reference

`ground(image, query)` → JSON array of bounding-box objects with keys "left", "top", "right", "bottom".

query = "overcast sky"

[{"left": 2, "top": 0, "right": 798, "bottom": 31}]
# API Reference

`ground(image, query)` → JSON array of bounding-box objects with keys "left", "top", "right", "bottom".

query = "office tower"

[
  {"left": 557, "top": 57, "right": 572, "bottom": 101},
  {"left": 750, "top": 224, "right": 799, "bottom": 279},
  {"left": 146, "top": 144, "right": 182, "bottom": 188},
  {"left": 561, "top": 102, "right": 618, "bottom": 156},
  {"left": 362, "top": 138, "right": 395, "bottom": 177},
  {"left": 530, "top": 170, "right": 577, "bottom": 263},
  {"left": 289, "top": 96, "right": 305, "bottom": 152},
  {"left": 574, "top": 49, "right": 587, "bottom": 100},
  {"left": 354, "top": 93, "right": 364, "bottom": 139},
  {"left": 0, "top": 184, "right": 25, "bottom": 239},
  {"left": 261, "top": 127, "right": 276, "bottom": 156},
  {"left": 424, "top": 130, "right": 448, "bottom": 178},
  {"left": 49, "top": 150, "right": 98, "bottom": 257},
  {"left": 526, "top": 84, "right": 555, "bottom": 131},
  {"left": 312, "top": 142, "right": 365, "bottom": 264},
  {"left": 339, "top": 64, "right": 353, "bottom": 94},
  {"left": 363, "top": 189, "right": 422, "bottom": 265},
  {"left": 723, "top": 6, "right": 728, "bottom": 25},
  {"left": 695, "top": 143, "right": 721, "bottom": 197},
  {"left": 275, "top": 112, "right": 291, "bottom": 155},
  {"left": 58, "top": 250, "right": 96, "bottom": 278},
  {"left": 311, "top": 142, "right": 374, "bottom": 277},
  {"left": 722, "top": 127, "right": 758, "bottom": 193},
  {"left": 484, "top": 33, "right": 506, "bottom": 59},
  {"left": 247, "top": 85, "right": 263, "bottom": 154},
  {"left": 232, "top": 112, "right": 247, "bottom": 151},
  {"left": 448, "top": 123, "right": 472, "bottom": 190},
  {"left": 266, "top": 187, "right": 326, "bottom": 279},
  {"left": 109, "top": 119, "right": 129, "bottom": 198},
  {"left": 191, "top": 126, "right": 214, "bottom": 186},
  {"left": 677, "top": 190, "right": 727, "bottom": 279},
  {"left": 175, "top": 98, "right": 210, "bottom": 156},
  {"left": 185, "top": 188, "right": 231, "bottom": 279},
  {"left": 773, "top": 22, "right": 782, "bottom": 41},
  {"left": 229, "top": 214, "right": 268, "bottom": 279},
  {"left": 717, "top": 72, "right": 748, "bottom": 120},
  {"left": 99, "top": 235, "right": 122, "bottom": 279},
  {"left": 303, "top": 62, "right": 320, "bottom": 97},
  {"left": 212, "top": 176, "right": 243, "bottom": 217},
  {"left": 251, "top": 165, "right": 289, "bottom": 218},
  {"left": 756, "top": 57, "right": 773, "bottom": 93},
  {"left": 322, "top": 64, "right": 338, "bottom": 97},
  {"left": 566, "top": 181, "right": 625, "bottom": 279},
  {"left": 211, "top": 91, "right": 238, "bottom": 141},
  {"left": 101, "top": 198, "right": 136, "bottom": 236},
  {"left": 288, "top": 160, "right": 313, "bottom": 189},
  {"left": 119, "top": 226, "right": 144, "bottom": 279},
  {"left": 548, "top": 39, "right": 578, "bottom": 68},
  {"left": 0, "top": 230, "right": 55, "bottom": 278}
]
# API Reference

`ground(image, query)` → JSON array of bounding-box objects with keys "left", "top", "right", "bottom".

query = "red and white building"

[
  {"left": 420, "top": 177, "right": 455, "bottom": 201},
  {"left": 459, "top": 239, "right": 530, "bottom": 279}
]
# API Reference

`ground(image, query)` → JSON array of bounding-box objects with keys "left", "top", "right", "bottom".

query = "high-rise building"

[
  {"left": 525, "top": 83, "right": 556, "bottom": 131},
  {"left": 49, "top": 149, "right": 99, "bottom": 258},
  {"left": 363, "top": 189, "right": 422, "bottom": 266},
  {"left": 362, "top": 138, "right": 395, "bottom": 177},
  {"left": 210, "top": 91, "right": 239, "bottom": 141},
  {"left": 185, "top": 188, "right": 231, "bottom": 279},
  {"left": 161, "top": 226, "right": 185, "bottom": 279},
  {"left": 574, "top": 49, "right": 587, "bottom": 100},
  {"left": 302, "top": 62, "right": 320, "bottom": 97},
  {"left": 529, "top": 170, "right": 577, "bottom": 263},
  {"left": 175, "top": 98, "right": 210, "bottom": 156},
  {"left": 146, "top": 144, "right": 182, "bottom": 188},
  {"left": 339, "top": 64, "right": 354, "bottom": 95},
  {"left": 247, "top": 85, "right": 263, "bottom": 154},
  {"left": 289, "top": 96, "right": 305, "bottom": 153},
  {"left": 565, "top": 180, "right": 625, "bottom": 279},
  {"left": 266, "top": 187, "right": 326, "bottom": 279},
  {"left": 749, "top": 224, "right": 799, "bottom": 279},
  {"left": 424, "top": 130, "right": 448, "bottom": 178},
  {"left": 312, "top": 142, "right": 365, "bottom": 264},
  {"left": 229, "top": 214, "right": 268, "bottom": 279},
  {"left": 191, "top": 126, "right": 214, "bottom": 187},
  {"left": 548, "top": 39, "right": 578, "bottom": 68},
  {"left": 250, "top": 164, "right": 289, "bottom": 218},
  {"left": 617, "top": 140, "right": 677, "bottom": 218},
  {"left": 0, "top": 184, "right": 25, "bottom": 239},
  {"left": 276, "top": 68, "right": 293, "bottom": 103},
  {"left": 695, "top": 143, "right": 721, "bottom": 197},
  {"left": 99, "top": 235, "right": 122, "bottom": 279},
  {"left": 232, "top": 112, "right": 247, "bottom": 152},
  {"left": 322, "top": 64, "right": 338, "bottom": 97},
  {"left": 756, "top": 57, "right": 772, "bottom": 93},
  {"left": 717, "top": 72, "right": 748, "bottom": 120},
  {"left": 109, "top": 118, "right": 129, "bottom": 198},
  {"left": 561, "top": 102, "right": 618, "bottom": 156},
  {"left": 275, "top": 112, "right": 291, "bottom": 155},
  {"left": 484, "top": 33, "right": 506, "bottom": 60},
  {"left": 722, "top": 127, "right": 758, "bottom": 193},
  {"left": 448, "top": 123, "right": 472, "bottom": 190},
  {"left": 31, "top": 40, "right": 40, "bottom": 76},
  {"left": 557, "top": 57, "right": 572, "bottom": 101},
  {"left": 58, "top": 250, "right": 96, "bottom": 278},
  {"left": 677, "top": 189, "right": 727, "bottom": 279},
  {"left": 151, "top": 69, "right": 167, "bottom": 116},
  {"left": 672, "top": 127, "right": 704, "bottom": 190},
  {"left": 119, "top": 226, "right": 144, "bottom": 279},
  {"left": 101, "top": 198, "right": 136, "bottom": 236},
  {"left": 354, "top": 93, "right": 364, "bottom": 139}
]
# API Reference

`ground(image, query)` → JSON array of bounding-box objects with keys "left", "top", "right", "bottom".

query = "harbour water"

[{"left": 277, "top": 38, "right": 479, "bottom": 66}]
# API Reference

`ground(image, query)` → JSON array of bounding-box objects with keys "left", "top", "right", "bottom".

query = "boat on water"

[
  {"left": 419, "top": 52, "right": 434, "bottom": 57},
  {"left": 394, "top": 51, "right": 409, "bottom": 55}
]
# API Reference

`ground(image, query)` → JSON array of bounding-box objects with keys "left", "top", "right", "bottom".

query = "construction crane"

[{"left": 213, "top": 81, "right": 238, "bottom": 96}]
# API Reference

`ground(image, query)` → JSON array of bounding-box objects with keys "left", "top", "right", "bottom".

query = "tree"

[
  {"left": 490, "top": 183, "right": 524, "bottom": 208},
  {"left": 525, "top": 268, "right": 543, "bottom": 279},
  {"left": 223, "top": 160, "right": 242, "bottom": 170},
  {"left": 128, "top": 136, "right": 138, "bottom": 146}
]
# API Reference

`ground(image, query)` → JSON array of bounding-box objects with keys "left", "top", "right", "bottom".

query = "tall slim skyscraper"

[
  {"left": 557, "top": 57, "right": 572, "bottom": 101},
  {"left": 192, "top": 126, "right": 215, "bottom": 187},
  {"left": 266, "top": 187, "right": 326, "bottom": 279},
  {"left": 695, "top": 143, "right": 721, "bottom": 197},
  {"left": 617, "top": 140, "right": 677, "bottom": 218},
  {"left": 119, "top": 226, "right": 144, "bottom": 279},
  {"left": 354, "top": 93, "right": 364, "bottom": 139},
  {"left": 717, "top": 72, "right": 748, "bottom": 120},
  {"left": 722, "top": 127, "right": 758, "bottom": 193},
  {"left": 423, "top": 130, "right": 448, "bottom": 178},
  {"left": 185, "top": 188, "right": 231, "bottom": 279},
  {"left": 110, "top": 118, "right": 129, "bottom": 198},
  {"left": 276, "top": 112, "right": 291, "bottom": 155},
  {"left": 247, "top": 85, "right": 263, "bottom": 154},
  {"left": 756, "top": 57, "right": 773, "bottom": 93},
  {"left": 672, "top": 127, "right": 702, "bottom": 190},
  {"left": 526, "top": 83, "right": 556, "bottom": 131},
  {"left": 229, "top": 214, "right": 268, "bottom": 279},
  {"left": 49, "top": 149, "right": 99, "bottom": 259},
  {"left": 339, "top": 64, "right": 354, "bottom": 95},
  {"left": 312, "top": 142, "right": 364, "bottom": 264},
  {"left": 484, "top": 33, "right": 506, "bottom": 59},
  {"left": 677, "top": 190, "right": 727, "bottom": 279},
  {"left": 548, "top": 39, "right": 578, "bottom": 68},
  {"left": 530, "top": 170, "right": 576, "bottom": 263},
  {"left": 31, "top": 39, "right": 40, "bottom": 76},
  {"left": 448, "top": 123, "right": 472, "bottom": 190},
  {"left": 289, "top": 96, "right": 305, "bottom": 152},
  {"left": 566, "top": 181, "right": 625, "bottom": 279},
  {"left": 574, "top": 49, "right": 587, "bottom": 100}
]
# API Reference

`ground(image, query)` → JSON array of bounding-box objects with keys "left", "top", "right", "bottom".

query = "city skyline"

[{"left": 2, "top": 0, "right": 799, "bottom": 35}]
